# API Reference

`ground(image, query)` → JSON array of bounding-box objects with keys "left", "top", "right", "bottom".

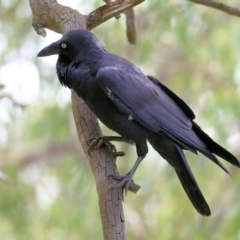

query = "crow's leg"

[
  {"left": 109, "top": 155, "right": 145, "bottom": 195},
  {"left": 87, "top": 136, "right": 131, "bottom": 157}
]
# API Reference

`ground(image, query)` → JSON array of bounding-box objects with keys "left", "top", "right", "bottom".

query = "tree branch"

[
  {"left": 188, "top": 0, "right": 240, "bottom": 17},
  {"left": 0, "top": 94, "right": 26, "bottom": 108},
  {"left": 125, "top": 8, "right": 136, "bottom": 44},
  {"left": 29, "top": 0, "right": 142, "bottom": 239},
  {"left": 29, "top": 0, "right": 86, "bottom": 36},
  {"left": 87, "top": 0, "right": 143, "bottom": 30}
]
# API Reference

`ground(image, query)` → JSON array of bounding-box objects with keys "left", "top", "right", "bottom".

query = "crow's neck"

[
  {"left": 75, "top": 47, "right": 106, "bottom": 65},
  {"left": 56, "top": 55, "right": 73, "bottom": 88},
  {"left": 56, "top": 54, "right": 100, "bottom": 101}
]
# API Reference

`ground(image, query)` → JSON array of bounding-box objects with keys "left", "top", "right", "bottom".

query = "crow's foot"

[
  {"left": 87, "top": 136, "right": 125, "bottom": 157},
  {"left": 108, "top": 156, "right": 144, "bottom": 195},
  {"left": 109, "top": 172, "right": 135, "bottom": 195}
]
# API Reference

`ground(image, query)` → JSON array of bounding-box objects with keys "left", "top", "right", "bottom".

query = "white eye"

[{"left": 61, "top": 43, "right": 67, "bottom": 48}]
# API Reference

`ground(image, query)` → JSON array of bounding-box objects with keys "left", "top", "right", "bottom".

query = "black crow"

[{"left": 38, "top": 29, "right": 239, "bottom": 216}]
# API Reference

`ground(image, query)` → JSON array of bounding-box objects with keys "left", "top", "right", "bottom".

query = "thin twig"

[
  {"left": 0, "top": 94, "right": 26, "bottom": 108},
  {"left": 188, "top": 0, "right": 240, "bottom": 17},
  {"left": 87, "top": 0, "right": 144, "bottom": 30}
]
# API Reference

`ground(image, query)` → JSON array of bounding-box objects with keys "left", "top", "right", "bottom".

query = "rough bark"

[{"left": 29, "top": 1, "right": 143, "bottom": 239}]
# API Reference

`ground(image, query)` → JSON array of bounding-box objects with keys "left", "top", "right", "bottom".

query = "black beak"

[{"left": 37, "top": 41, "right": 59, "bottom": 57}]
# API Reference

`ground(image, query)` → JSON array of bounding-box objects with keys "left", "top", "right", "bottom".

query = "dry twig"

[{"left": 188, "top": 0, "right": 240, "bottom": 17}]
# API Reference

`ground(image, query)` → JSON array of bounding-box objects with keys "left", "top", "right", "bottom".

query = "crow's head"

[{"left": 37, "top": 29, "right": 105, "bottom": 62}]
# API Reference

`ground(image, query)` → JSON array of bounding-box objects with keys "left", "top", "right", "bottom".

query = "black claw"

[
  {"left": 87, "top": 136, "right": 126, "bottom": 157},
  {"left": 108, "top": 172, "right": 134, "bottom": 195},
  {"left": 87, "top": 138, "right": 100, "bottom": 156},
  {"left": 112, "top": 151, "right": 125, "bottom": 158},
  {"left": 107, "top": 173, "right": 123, "bottom": 181}
]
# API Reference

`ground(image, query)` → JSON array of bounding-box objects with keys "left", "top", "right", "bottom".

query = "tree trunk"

[{"left": 29, "top": 0, "right": 143, "bottom": 239}]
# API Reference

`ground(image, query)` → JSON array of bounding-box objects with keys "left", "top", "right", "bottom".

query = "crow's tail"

[
  {"left": 193, "top": 122, "right": 240, "bottom": 168},
  {"left": 148, "top": 136, "right": 211, "bottom": 216},
  {"left": 174, "top": 145, "right": 211, "bottom": 216}
]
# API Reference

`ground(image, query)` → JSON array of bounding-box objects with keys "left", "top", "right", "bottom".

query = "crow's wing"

[
  {"left": 96, "top": 67, "right": 200, "bottom": 148},
  {"left": 96, "top": 66, "right": 230, "bottom": 173},
  {"left": 147, "top": 75, "right": 195, "bottom": 120}
]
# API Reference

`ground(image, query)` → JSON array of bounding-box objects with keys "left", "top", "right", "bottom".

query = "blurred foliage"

[{"left": 0, "top": 0, "right": 240, "bottom": 239}]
